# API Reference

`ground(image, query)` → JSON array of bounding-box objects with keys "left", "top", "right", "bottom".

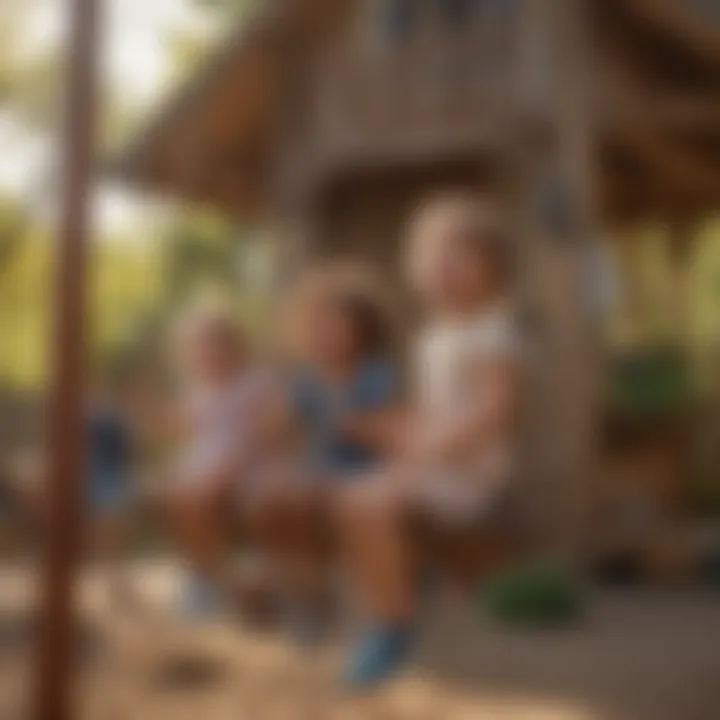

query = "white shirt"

[
  {"left": 412, "top": 303, "right": 520, "bottom": 517},
  {"left": 416, "top": 303, "right": 519, "bottom": 413}
]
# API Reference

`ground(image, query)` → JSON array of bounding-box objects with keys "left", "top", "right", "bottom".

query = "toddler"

[
  {"left": 340, "top": 194, "right": 520, "bottom": 686},
  {"left": 249, "top": 264, "right": 398, "bottom": 642},
  {"left": 161, "top": 303, "right": 268, "bottom": 616}
]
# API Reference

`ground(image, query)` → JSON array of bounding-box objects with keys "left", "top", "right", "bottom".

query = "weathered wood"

[
  {"left": 108, "top": 0, "right": 719, "bottom": 562},
  {"left": 515, "top": 0, "right": 600, "bottom": 557},
  {"left": 113, "top": 0, "right": 720, "bottom": 220},
  {"left": 622, "top": 0, "right": 720, "bottom": 66},
  {"left": 34, "top": 1, "right": 99, "bottom": 718},
  {"left": 311, "top": 0, "right": 521, "bottom": 172},
  {"left": 615, "top": 129, "right": 720, "bottom": 199}
]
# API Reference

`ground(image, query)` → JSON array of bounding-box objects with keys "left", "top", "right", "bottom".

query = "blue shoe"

[
  {"left": 179, "top": 574, "right": 224, "bottom": 620},
  {"left": 343, "top": 624, "right": 415, "bottom": 689}
]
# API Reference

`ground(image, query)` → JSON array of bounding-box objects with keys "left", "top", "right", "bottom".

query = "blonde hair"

[
  {"left": 408, "top": 193, "right": 514, "bottom": 285},
  {"left": 282, "top": 261, "right": 396, "bottom": 362}
]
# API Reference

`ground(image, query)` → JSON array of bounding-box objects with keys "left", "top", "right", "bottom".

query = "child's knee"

[
  {"left": 337, "top": 482, "right": 396, "bottom": 531},
  {"left": 244, "top": 499, "right": 275, "bottom": 539},
  {"left": 164, "top": 484, "right": 211, "bottom": 523},
  {"left": 245, "top": 487, "right": 292, "bottom": 541}
]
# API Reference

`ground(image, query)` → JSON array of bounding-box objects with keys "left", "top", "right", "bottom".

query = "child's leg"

[
  {"left": 286, "top": 485, "right": 330, "bottom": 602},
  {"left": 163, "top": 480, "right": 230, "bottom": 578},
  {"left": 247, "top": 482, "right": 328, "bottom": 601},
  {"left": 336, "top": 471, "right": 419, "bottom": 686},
  {"left": 90, "top": 512, "right": 138, "bottom": 608},
  {"left": 244, "top": 480, "right": 336, "bottom": 642},
  {"left": 337, "top": 471, "right": 416, "bottom": 624}
]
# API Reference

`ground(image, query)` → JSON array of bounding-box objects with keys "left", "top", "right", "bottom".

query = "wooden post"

[
  {"left": 34, "top": 1, "right": 99, "bottom": 718},
  {"left": 516, "top": 0, "right": 600, "bottom": 557}
]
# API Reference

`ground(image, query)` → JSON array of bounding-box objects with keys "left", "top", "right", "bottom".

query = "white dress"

[
  {"left": 175, "top": 369, "right": 268, "bottom": 488},
  {"left": 413, "top": 304, "right": 519, "bottom": 521}
]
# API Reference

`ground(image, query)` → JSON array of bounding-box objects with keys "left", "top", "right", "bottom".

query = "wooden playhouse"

[{"left": 116, "top": 0, "right": 720, "bottom": 558}]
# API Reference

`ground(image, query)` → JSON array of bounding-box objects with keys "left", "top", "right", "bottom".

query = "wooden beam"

[
  {"left": 603, "top": 85, "right": 720, "bottom": 132},
  {"left": 623, "top": 0, "right": 720, "bottom": 67},
  {"left": 602, "top": 181, "right": 714, "bottom": 222},
  {"left": 617, "top": 129, "right": 720, "bottom": 198},
  {"left": 34, "top": 1, "right": 99, "bottom": 719},
  {"left": 598, "top": 44, "right": 720, "bottom": 129}
]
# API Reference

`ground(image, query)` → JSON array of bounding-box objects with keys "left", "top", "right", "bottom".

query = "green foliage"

[
  {"left": 164, "top": 211, "right": 240, "bottom": 301},
  {"left": 0, "top": 1, "right": 269, "bottom": 392},
  {"left": 0, "top": 204, "right": 267, "bottom": 390},
  {"left": 0, "top": 3, "right": 61, "bottom": 131},
  {"left": 0, "top": 228, "right": 51, "bottom": 388},
  {"left": 191, "top": 0, "right": 255, "bottom": 14},
  {"left": 169, "top": 0, "right": 257, "bottom": 79},
  {"left": 0, "top": 197, "right": 28, "bottom": 278},
  {"left": 609, "top": 347, "right": 692, "bottom": 420},
  {"left": 481, "top": 561, "right": 582, "bottom": 627}
]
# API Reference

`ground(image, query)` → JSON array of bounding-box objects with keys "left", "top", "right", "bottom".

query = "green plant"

[{"left": 480, "top": 561, "right": 583, "bottom": 627}]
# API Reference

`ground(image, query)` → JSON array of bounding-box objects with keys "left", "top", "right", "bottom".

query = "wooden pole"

[
  {"left": 516, "top": 0, "right": 600, "bottom": 558},
  {"left": 34, "top": 1, "right": 99, "bottom": 718}
]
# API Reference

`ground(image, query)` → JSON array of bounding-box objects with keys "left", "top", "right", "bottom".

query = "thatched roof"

[
  {"left": 114, "top": 0, "right": 720, "bottom": 222},
  {"left": 113, "top": 1, "right": 296, "bottom": 215}
]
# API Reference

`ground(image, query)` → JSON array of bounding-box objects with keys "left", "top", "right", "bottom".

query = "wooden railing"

[{"left": 311, "top": 7, "right": 523, "bottom": 165}]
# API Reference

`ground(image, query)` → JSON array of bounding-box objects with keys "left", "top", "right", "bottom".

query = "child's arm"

[
  {"left": 342, "top": 407, "right": 412, "bottom": 455},
  {"left": 253, "top": 384, "right": 301, "bottom": 453},
  {"left": 339, "top": 361, "right": 404, "bottom": 455},
  {"left": 152, "top": 401, "right": 192, "bottom": 443},
  {"left": 132, "top": 388, "right": 193, "bottom": 447}
]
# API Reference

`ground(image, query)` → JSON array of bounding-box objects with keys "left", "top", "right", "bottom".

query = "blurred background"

[{"left": 0, "top": 1, "right": 719, "bottom": 718}]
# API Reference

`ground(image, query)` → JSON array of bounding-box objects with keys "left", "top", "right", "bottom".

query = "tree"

[{"left": 0, "top": 3, "right": 62, "bottom": 132}]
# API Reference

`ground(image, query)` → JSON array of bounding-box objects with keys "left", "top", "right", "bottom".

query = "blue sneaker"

[
  {"left": 179, "top": 574, "right": 224, "bottom": 620},
  {"left": 343, "top": 624, "right": 415, "bottom": 689}
]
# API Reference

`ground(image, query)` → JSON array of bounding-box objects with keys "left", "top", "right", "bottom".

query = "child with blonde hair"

[{"left": 340, "top": 194, "right": 521, "bottom": 686}]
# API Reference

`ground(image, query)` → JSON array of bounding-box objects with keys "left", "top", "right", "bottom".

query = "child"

[
  {"left": 84, "top": 366, "right": 142, "bottom": 606},
  {"left": 287, "top": 264, "right": 397, "bottom": 479},
  {"left": 15, "top": 367, "right": 139, "bottom": 605},
  {"left": 160, "top": 303, "right": 268, "bottom": 616},
  {"left": 339, "top": 194, "right": 520, "bottom": 687},
  {"left": 248, "top": 264, "right": 398, "bottom": 641}
]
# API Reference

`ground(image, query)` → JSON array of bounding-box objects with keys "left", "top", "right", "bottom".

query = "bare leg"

[
  {"left": 335, "top": 474, "right": 419, "bottom": 687},
  {"left": 163, "top": 482, "right": 229, "bottom": 578},
  {"left": 338, "top": 474, "right": 416, "bottom": 624},
  {"left": 90, "top": 514, "right": 137, "bottom": 609},
  {"left": 247, "top": 483, "right": 328, "bottom": 602}
]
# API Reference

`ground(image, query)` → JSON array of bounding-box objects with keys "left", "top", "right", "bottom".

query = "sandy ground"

[{"left": 1, "top": 562, "right": 719, "bottom": 720}]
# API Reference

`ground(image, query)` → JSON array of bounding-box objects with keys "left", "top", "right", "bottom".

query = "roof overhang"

[{"left": 112, "top": 0, "right": 720, "bottom": 223}]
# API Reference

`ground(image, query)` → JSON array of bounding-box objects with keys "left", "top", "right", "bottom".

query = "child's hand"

[
  {"left": 402, "top": 418, "right": 454, "bottom": 465},
  {"left": 253, "top": 389, "right": 298, "bottom": 451},
  {"left": 343, "top": 408, "right": 412, "bottom": 456}
]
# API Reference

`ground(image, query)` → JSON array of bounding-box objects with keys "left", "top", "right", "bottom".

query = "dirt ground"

[{"left": 1, "top": 562, "right": 719, "bottom": 720}]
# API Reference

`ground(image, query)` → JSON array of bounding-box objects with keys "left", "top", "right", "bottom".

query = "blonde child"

[{"left": 340, "top": 194, "right": 520, "bottom": 686}]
